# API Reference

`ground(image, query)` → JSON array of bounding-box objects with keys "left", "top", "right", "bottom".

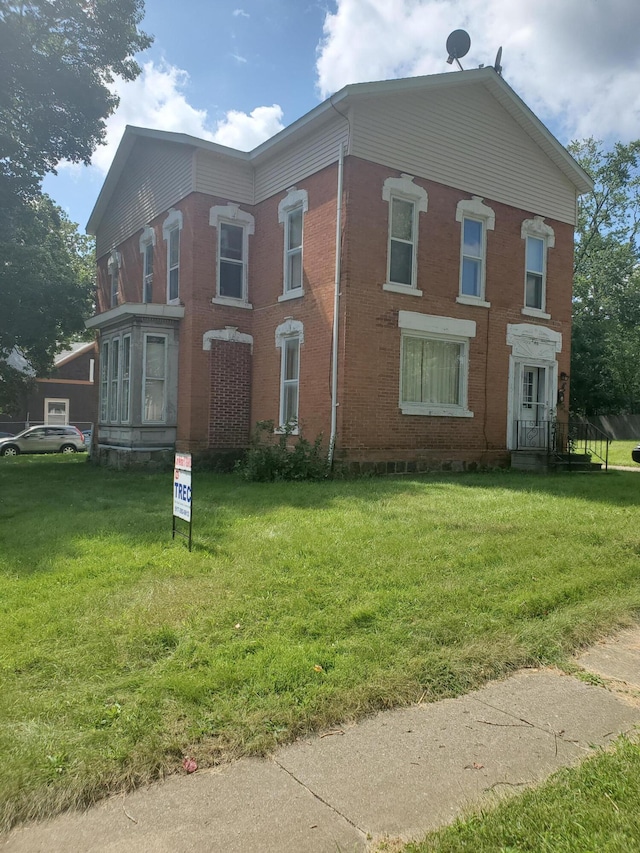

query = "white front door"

[{"left": 516, "top": 365, "right": 548, "bottom": 448}]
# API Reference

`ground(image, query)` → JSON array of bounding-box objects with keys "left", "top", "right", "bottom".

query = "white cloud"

[
  {"left": 233, "top": 8, "right": 250, "bottom": 17},
  {"left": 212, "top": 105, "right": 285, "bottom": 151},
  {"left": 316, "top": 0, "right": 640, "bottom": 143}
]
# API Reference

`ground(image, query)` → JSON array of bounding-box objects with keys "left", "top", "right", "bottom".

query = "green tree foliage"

[
  {"left": 569, "top": 139, "right": 640, "bottom": 415},
  {"left": 0, "top": 196, "right": 95, "bottom": 412},
  {"left": 0, "top": 0, "right": 150, "bottom": 411},
  {"left": 0, "top": 0, "right": 151, "bottom": 203}
]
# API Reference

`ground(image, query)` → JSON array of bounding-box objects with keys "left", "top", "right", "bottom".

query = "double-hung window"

[
  {"left": 109, "top": 338, "right": 120, "bottom": 422},
  {"left": 275, "top": 319, "right": 304, "bottom": 431},
  {"left": 219, "top": 222, "right": 244, "bottom": 299},
  {"left": 100, "top": 341, "right": 109, "bottom": 421},
  {"left": 143, "top": 334, "right": 167, "bottom": 423},
  {"left": 285, "top": 208, "right": 303, "bottom": 291},
  {"left": 120, "top": 335, "right": 131, "bottom": 422},
  {"left": 140, "top": 226, "right": 155, "bottom": 303},
  {"left": 280, "top": 337, "right": 300, "bottom": 426},
  {"left": 460, "top": 218, "right": 484, "bottom": 297},
  {"left": 525, "top": 236, "right": 544, "bottom": 310},
  {"left": 382, "top": 175, "right": 428, "bottom": 295},
  {"left": 389, "top": 198, "right": 416, "bottom": 286},
  {"left": 107, "top": 250, "right": 120, "bottom": 309},
  {"left": 210, "top": 204, "right": 255, "bottom": 307},
  {"left": 521, "top": 217, "right": 555, "bottom": 317},
  {"left": 455, "top": 197, "right": 494, "bottom": 306},
  {"left": 278, "top": 187, "right": 308, "bottom": 299},
  {"left": 398, "top": 311, "right": 475, "bottom": 417},
  {"left": 162, "top": 209, "right": 183, "bottom": 304}
]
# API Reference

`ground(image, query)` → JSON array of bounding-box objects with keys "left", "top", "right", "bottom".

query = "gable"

[
  {"left": 349, "top": 83, "right": 578, "bottom": 225},
  {"left": 95, "top": 139, "right": 194, "bottom": 258}
]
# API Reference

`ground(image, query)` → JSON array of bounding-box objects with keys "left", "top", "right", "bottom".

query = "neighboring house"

[
  {"left": 86, "top": 68, "right": 592, "bottom": 471},
  {"left": 1, "top": 342, "right": 98, "bottom": 433}
]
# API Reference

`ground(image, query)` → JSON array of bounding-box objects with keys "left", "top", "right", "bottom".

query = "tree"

[
  {"left": 0, "top": 0, "right": 152, "bottom": 203},
  {"left": 569, "top": 139, "right": 640, "bottom": 415},
  {"left": 0, "top": 196, "right": 95, "bottom": 412},
  {"left": 0, "top": 0, "right": 151, "bottom": 411}
]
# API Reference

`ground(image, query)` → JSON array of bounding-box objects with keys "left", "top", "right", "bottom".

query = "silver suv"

[{"left": 0, "top": 425, "right": 86, "bottom": 456}]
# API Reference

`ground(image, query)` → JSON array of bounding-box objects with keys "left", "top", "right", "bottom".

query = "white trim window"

[
  {"left": 139, "top": 226, "right": 156, "bottom": 304},
  {"left": 455, "top": 197, "right": 495, "bottom": 306},
  {"left": 398, "top": 311, "right": 475, "bottom": 417},
  {"left": 521, "top": 217, "right": 555, "bottom": 318},
  {"left": 210, "top": 204, "right": 255, "bottom": 307},
  {"left": 275, "top": 319, "right": 304, "bottom": 431},
  {"left": 107, "top": 250, "right": 121, "bottom": 309},
  {"left": 120, "top": 335, "right": 131, "bottom": 423},
  {"left": 382, "top": 175, "right": 428, "bottom": 295},
  {"left": 162, "top": 209, "right": 183, "bottom": 304},
  {"left": 278, "top": 187, "right": 308, "bottom": 299},
  {"left": 100, "top": 340, "right": 109, "bottom": 421},
  {"left": 143, "top": 334, "right": 167, "bottom": 423},
  {"left": 44, "top": 398, "right": 69, "bottom": 425},
  {"left": 109, "top": 337, "right": 120, "bottom": 422}
]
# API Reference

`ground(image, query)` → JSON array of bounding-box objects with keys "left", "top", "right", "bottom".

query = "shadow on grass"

[{"left": 1, "top": 456, "right": 639, "bottom": 576}]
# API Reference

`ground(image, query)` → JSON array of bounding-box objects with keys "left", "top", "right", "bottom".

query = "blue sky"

[{"left": 43, "top": 0, "right": 640, "bottom": 231}]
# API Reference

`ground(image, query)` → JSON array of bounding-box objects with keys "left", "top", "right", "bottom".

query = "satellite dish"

[
  {"left": 446, "top": 30, "right": 471, "bottom": 69},
  {"left": 494, "top": 46, "right": 503, "bottom": 75}
]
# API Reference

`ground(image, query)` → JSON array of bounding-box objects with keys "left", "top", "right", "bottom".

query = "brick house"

[{"left": 86, "top": 68, "right": 592, "bottom": 471}]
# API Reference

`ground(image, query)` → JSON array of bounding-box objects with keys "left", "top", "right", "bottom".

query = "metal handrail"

[{"left": 515, "top": 418, "right": 610, "bottom": 471}]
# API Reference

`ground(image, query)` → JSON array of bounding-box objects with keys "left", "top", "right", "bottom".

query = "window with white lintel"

[
  {"left": 382, "top": 175, "right": 428, "bottom": 296},
  {"left": 210, "top": 204, "right": 255, "bottom": 308},
  {"left": 521, "top": 216, "right": 555, "bottom": 318},
  {"left": 455, "top": 197, "right": 495, "bottom": 307}
]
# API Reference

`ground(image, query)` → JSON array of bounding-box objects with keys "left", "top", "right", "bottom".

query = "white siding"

[
  {"left": 96, "top": 140, "right": 194, "bottom": 258},
  {"left": 350, "top": 87, "right": 578, "bottom": 225},
  {"left": 194, "top": 149, "right": 254, "bottom": 204},
  {"left": 253, "top": 117, "right": 349, "bottom": 203}
]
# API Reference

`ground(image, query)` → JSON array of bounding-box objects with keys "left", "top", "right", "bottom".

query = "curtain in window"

[
  {"left": 402, "top": 337, "right": 462, "bottom": 406},
  {"left": 144, "top": 336, "right": 166, "bottom": 421}
]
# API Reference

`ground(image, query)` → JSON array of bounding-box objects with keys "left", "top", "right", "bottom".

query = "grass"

[
  {"left": 1, "top": 456, "right": 640, "bottom": 830},
  {"left": 407, "top": 735, "right": 640, "bottom": 852},
  {"left": 607, "top": 440, "right": 639, "bottom": 467}
]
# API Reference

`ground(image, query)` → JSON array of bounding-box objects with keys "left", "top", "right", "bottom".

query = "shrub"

[{"left": 235, "top": 420, "right": 330, "bottom": 482}]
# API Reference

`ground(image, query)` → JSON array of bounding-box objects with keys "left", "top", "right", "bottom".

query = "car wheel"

[
  {"left": 1, "top": 445, "right": 19, "bottom": 457},
  {"left": 60, "top": 444, "right": 77, "bottom": 454}
]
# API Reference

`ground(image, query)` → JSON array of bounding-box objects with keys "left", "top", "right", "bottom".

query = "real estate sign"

[
  {"left": 173, "top": 453, "right": 192, "bottom": 521},
  {"left": 172, "top": 452, "right": 192, "bottom": 550}
]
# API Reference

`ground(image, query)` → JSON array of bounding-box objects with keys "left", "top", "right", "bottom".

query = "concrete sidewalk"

[{"left": 3, "top": 628, "right": 640, "bottom": 853}]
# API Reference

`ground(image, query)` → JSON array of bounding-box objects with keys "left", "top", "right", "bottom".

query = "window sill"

[
  {"left": 167, "top": 298, "right": 181, "bottom": 307},
  {"left": 278, "top": 288, "right": 305, "bottom": 303},
  {"left": 274, "top": 426, "right": 299, "bottom": 436},
  {"left": 456, "top": 295, "right": 491, "bottom": 308},
  {"left": 383, "top": 283, "right": 423, "bottom": 297},
  {"left": 400, "top": 404, "right": 474, "bottom": 418},
  {"left": 212, "top": 297, "right": 253, "bottom": 310},
  {"left": 521, "top": 307, "right": 550, "bottom": 320}
]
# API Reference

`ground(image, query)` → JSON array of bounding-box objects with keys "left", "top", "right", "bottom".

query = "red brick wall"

[
  {"left": 337, "top": 157, "right": 574, "bottom": 465},
  {"left": 208, "top": 339, "right": 252, "bottom": 448},
  {"left": 96, "top": 154, "right": 574, "bottom": 469}
]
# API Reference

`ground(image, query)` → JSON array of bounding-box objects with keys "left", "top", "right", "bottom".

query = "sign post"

[{"left": 172, "top": 452, "right": 192, "bottom": 551}]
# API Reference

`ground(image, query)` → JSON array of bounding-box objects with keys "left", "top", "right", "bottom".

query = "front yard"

[{"left": 1, "top": 456, "right": 639, "bottom": 830}]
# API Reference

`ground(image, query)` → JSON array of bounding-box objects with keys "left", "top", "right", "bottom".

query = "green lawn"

[
  {"left": 408, "top": 735, "right": 640, "bottom": 852},
  {"left": 607, "top": 440, "right": 639, "bottom": 467},
  {"left": 1, "top": 456, "right": 640, "bottom": 830}
]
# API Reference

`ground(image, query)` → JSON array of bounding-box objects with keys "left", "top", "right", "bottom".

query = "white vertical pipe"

[{"left": 328, "top": 142, "right": 345, "bottom": 467}]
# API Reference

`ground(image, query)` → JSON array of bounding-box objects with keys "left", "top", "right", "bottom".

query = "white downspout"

[{"left": 328, "top": 142, "right": 345, "bottom": 468}]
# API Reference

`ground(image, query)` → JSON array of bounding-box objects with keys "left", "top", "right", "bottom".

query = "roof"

[
  {"left": 87, "top": 67, "right": 593, "bottom": 234},
  {"left": 54, "top": 341, "right": 96, "bottom": 367}
]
